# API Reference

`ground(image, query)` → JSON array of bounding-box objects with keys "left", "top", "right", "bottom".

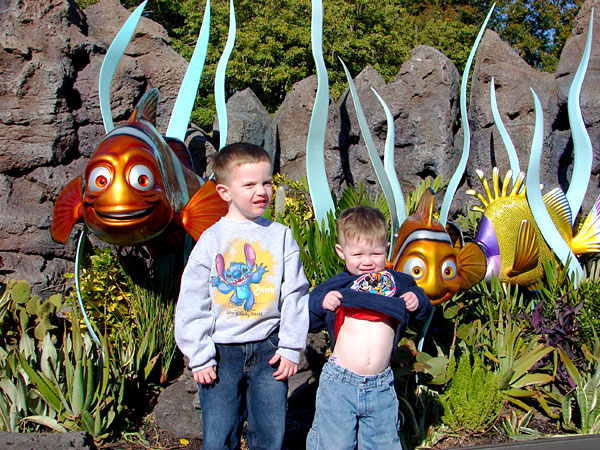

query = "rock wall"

[{"left": 1, "top": 0, "right": 599, "bottom": 292}]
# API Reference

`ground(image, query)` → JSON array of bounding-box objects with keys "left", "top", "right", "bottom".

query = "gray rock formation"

[
  {"left": 268, "top": 75, "right": 345, "bottom": 188},
  {"left": 0, "top": 431, "right": 94, "bottom": 449},
  {"left": 1, "top": 0, "right": 600, "bottom": 292}
]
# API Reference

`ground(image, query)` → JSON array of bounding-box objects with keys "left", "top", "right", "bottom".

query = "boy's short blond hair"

[
  {"left": 337, "top": 206, "right": 388, "bottom": 246},
  {"left": 212, "top": 143, "right": 273, "bottom": 184}
]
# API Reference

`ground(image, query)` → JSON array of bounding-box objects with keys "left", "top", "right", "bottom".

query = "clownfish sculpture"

[
  {"left": 467, "top": 168, "right": 600, "bottom": 288},
  {"left": 51, "top": 88, "right": 228, "bottom": 248},
  {"left": 389, "top": 189, "right": 487, "bottom": 305}
]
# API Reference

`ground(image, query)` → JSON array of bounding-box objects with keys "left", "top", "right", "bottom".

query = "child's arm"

[
  {"left": 308, "top": 280, "right": 337, "bottom": 332},
  {"left": 277, "top": 231, "right": 310, "bottom": 366},
  {"left": 193, "top": 366, "right": 217, "bottom": 384},
  {"left": 401, "top": 291, "right": 419, "bottom": 312},
  {"left": 322, "top": 290, "right": 342, "bottom": 311},
  {"left": 175, "top": 239, "right": 217, "bottom": 375},
  {"left": 402, "top": 279, "right": 432, "bottom": 322},
  {"left": 269, "top": 354, "right": 298, "bottom": 381}
]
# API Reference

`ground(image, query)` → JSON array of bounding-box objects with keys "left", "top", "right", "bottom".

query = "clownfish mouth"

[{"left": 95, "top": 207, "right": 154, "bottom": 221}]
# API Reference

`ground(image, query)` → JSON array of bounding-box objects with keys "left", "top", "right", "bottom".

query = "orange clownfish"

[
  {"left": 51, "top": 88, "right": 228, "bottom": 248},
  {"left": 389, "top": 189, "right": 487, "bottom": 305}
]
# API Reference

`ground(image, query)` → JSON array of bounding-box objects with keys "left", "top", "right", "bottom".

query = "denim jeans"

[
  {"left": 306, "top": 360, "right": 402, "bottom": 450},
  {"left": 198, "top": 332, "right": 288, "bottom": 450}
]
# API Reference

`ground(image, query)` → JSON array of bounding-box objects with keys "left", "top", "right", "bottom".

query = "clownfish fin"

[
  {"left": 507, "top": 220, "right": 538, "bottom": 277},
  {"left": 456, "top": 242, "right": 487, "bottom": 289},
  {"left": 181, "top": 180, "right": 228, "bottom": 241},
  {"left": 572, "top": 192, "right": 600, "bottom": 254},
  {"left": 51, "top": 177, "right": 83, "bottom": 244},
  {"left": 129, "top": 88, "right": 159, "bottom": 125},
  {"left": 445, "top": 221, "right": 465, "bottom": 250},
  {"left": 165, "top": 137, "right": 194, "bottom": 171},
  {"left": 416, "top": 188, "right": 436, "bottom": 227}
]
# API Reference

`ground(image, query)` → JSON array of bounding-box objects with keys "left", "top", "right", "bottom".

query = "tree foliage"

[{"left": 78, "top": 0, "right": 582, "bottom": 129}]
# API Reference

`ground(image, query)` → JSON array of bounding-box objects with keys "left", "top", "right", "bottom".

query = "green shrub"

[
  {"left": 65, "top": 247, "right": 132, "bottom": 336},
  {"left": 440, "top": 352, "right": 504, "bottom": 434}
]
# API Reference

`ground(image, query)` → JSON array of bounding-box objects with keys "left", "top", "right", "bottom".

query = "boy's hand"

[
  {"left": 193, "top": 366, "right": 217, "bottom": 385},
  {"left": 269, "top": 353, "right": 298, "bottom": 381},
  {"left": 401, "top": 291, "right": 419, "bottom": 312},
  {"left": 323, "top": 290, "right": 342, "bottom": 311}
]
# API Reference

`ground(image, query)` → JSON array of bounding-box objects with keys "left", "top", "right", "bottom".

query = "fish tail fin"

[
  {"left": 181, "top": 180, "right": 228, "bottom": 241},
  {"left": 51, "top": 177, "right": 83, "bottom": 244},
  {"left": 572, "top": 193, "right": 600, "bottom": 254}
]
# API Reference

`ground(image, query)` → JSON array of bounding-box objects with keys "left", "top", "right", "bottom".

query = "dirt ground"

[{"left": 104, "top": 408, "right": 557, "bottom": 450}]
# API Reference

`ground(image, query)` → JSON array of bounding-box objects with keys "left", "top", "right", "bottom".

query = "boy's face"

[
  {"left": 335, "top": 236, "right": 388, "bottom": 276},
  {"left": 216, "top": 160, "right": 273, "bottom": 221}
]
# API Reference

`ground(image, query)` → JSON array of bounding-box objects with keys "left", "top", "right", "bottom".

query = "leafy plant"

[
  {"left": 450, "top": 279, "right": 556, "bottom": 414},
  {"left": 398, "top": 384, "right": 444, "bottom": 449},
  {"left": 65, "top": 247, "right": 132, "bottom": 336},
  {"left": 287, "top": 211, "right": 344, "bottom": 286},
  {"left": 523, "top": 295, "right": 582, "bottom": 392},
  {"left": 0, "top": 246, "right": 182, "bottom": 441},
  {"left": 440, "top": 351, "right": 504, "bottom": 434},
  {"left": 67, "top": 246, "right": 180, "bottom": 388},
  {"left": 455, "top": 207, "right": 481, "bottom": 240},
  {"left": 498, "top": 409, "right": 543, "bottom": 441},
  {"left": 267, "top": 174, "right": 315, "bottom": 226},
  {"left": 404, "top": 176, "right": 447, "bottom": 216},
  {"left": 336, "top": 182, "right": 390, "bottom": 221},
  {"left": 558, "top": 345, "right": 600, "bottom": 434},
  {"left": 115, "top": 284, "right": 179, "bottom": 385},
  {"left": 0, "top": 281, "right": 124, "bottom": 438},
  {"left": 572, "top": 259, "right": 600, "bottom": 348},
  {"left": 18, "top": 324, "right": 124, "bottom": 438}
]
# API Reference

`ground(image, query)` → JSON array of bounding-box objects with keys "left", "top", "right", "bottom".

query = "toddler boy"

[
  {"left": 175, "top": 143, "right": 309, "bottom": 449},
  {"left": 307, "top": 205, "right": 431, "bottom": 449}
]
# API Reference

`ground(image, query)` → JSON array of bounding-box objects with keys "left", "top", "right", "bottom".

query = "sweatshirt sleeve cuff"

[
  {"left": 191, "top": 358, "right": 216, "bottom": 372},
  {"left": 277, "top": 348, "right": 300, "bottom": 364}
]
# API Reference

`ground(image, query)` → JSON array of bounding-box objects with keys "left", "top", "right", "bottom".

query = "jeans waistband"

[{"left": 322, "top": 359, "right": 393, "bottom": 388}]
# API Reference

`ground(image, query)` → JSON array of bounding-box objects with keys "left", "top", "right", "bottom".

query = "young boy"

[
  {"left": 306, "top": 205, "right": 432, "bottom": 449},
  {"left": 175, "top": 143, "right": 309, "bottom": 450}
]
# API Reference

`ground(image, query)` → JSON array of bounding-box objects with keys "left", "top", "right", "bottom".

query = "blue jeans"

[
  {"left": 306, "top": 360, "right": 402, "bottom": 450},
  {"left": 198, "top": 332, "right": 288, "bottom": 450}
]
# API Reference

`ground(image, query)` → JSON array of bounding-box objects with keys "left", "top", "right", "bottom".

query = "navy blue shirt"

[{"left": 309, "top": 270, "right": 432, "bottom": 349}]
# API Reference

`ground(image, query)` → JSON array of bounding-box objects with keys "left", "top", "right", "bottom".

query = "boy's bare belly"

[{"left": 332, "top": 316, "right": 395, "bottom": 376}]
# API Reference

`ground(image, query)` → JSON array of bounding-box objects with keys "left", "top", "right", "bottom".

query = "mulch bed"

[{"left": 105, "top": 407, "right": 559, "bottom": 450}]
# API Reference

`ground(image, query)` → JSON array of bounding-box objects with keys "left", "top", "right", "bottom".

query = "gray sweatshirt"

[{"left": 175, "top": 216, "right": 310, "bottom": 371}]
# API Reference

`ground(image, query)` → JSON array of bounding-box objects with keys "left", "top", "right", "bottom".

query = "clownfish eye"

[
  {"left": 128, "top": 164, "right": 154, "bottom": 191},
  {"left": 88, "top": 166, "right": 112, "bottom": 192},
  {"left": 441, "top": 259, "right": 457, "bottom": 281},
  {"left": 402, "top": 257, "right": 426, "bottom": 281}
]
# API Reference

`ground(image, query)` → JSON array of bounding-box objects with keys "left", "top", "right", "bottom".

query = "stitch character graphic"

[{"left": 210, "top": 243, "right": 269, "bottom": 310}]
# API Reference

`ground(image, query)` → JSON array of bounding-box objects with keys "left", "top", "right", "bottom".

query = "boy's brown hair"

[
  {"left": 337, "top": 206, "right": 388, "bottom": 246},
  {"left": 212, "top": 143, "right": 272, "bottom": 184}
]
